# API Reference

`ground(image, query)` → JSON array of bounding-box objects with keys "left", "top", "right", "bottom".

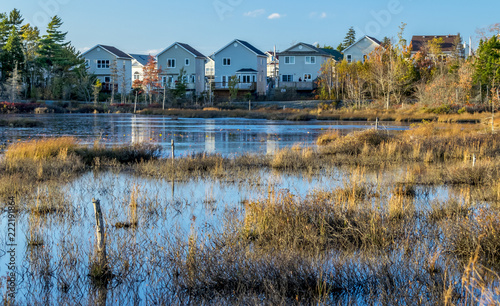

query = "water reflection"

[{"left": 0, "top": 114, "right": 408, "bottom": 156}]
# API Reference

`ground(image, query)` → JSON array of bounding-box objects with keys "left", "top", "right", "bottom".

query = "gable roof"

[
  {"left": 82, "top": 44, "right": 133, "bottom": 59},
  {"left": 157, "top": 42, "right": 206, "bottom": 58},
  {"left": 214, "top": 39, "right": 266, "bottom": 57},
  {"left": 410, "top": 35, "right": 460, "bottom": 52},
  {"left": 342, "top": 36, "right": 381, "bottom": 53},
  {"left": 278, "top": 43, "right": 343, "bottom": 61},
  {"left": 129, "top": 54, "right": 150, "bottom": 66}
]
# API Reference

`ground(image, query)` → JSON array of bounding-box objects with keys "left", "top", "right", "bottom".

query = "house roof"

[
  {"left": 342, "top": 36, "right": 381, "bottom": 53},
  {"left": 278, "top": 43, "right": 343, "bottom": 61},
  {"left": 214, "top": 39, "right": 266, "bottom": 57},
  {"left": 411, "top": 35, "right": 460, "bottom": 52},
  {"left": 129, "top": 54, "right": 150, "bottom": 66},
  {"left": 99, "top": 45, "right": 133, "bottom": 59},
  {"left": 320, "top": 48, "right": 343, "bottom": 61},
  {"left": 236, "top": 68, "right": 258, "bottom": 73},
  {"left": 156, "top": 42, "right": 206, "bottom": 58},
  {"left": 82, "top": 44, "right": 133, "bottom": 60}
]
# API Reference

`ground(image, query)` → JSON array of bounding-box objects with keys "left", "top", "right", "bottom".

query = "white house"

[
  {"left": 205, "top": 55, "right": 215, "bottom": 79},
  {"left": 156, "top": 42, "right": 206, "bottom": 96},
  {"left": 213, "top": 39, "right": 267, "bottom": 96},
  {"left": 278, "top": 43, "right": 343, "bottom": 90},
  {"left": 129, "top": 54, "right": 150, "bottom": 82},
  {"left": 82, "top": 45, "right": 133, "bottom": 93},
  {"left": 342, "top": 36, "right": 381, "bottom": 63},
  {"left": 265, "top": 50, "right": 279, "bottom": 79}
]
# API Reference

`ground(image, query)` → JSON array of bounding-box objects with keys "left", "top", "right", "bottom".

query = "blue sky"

[{"left": 1, "top": 0, "right": 498, "bottom": 56}]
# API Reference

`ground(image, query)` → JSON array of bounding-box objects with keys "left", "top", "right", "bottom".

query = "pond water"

[
  {"left": 0, "top": 114, "right": 408, "bottom": 156},
  {"left": 2, "top": 114, "right": 480, "bottom": 304}
]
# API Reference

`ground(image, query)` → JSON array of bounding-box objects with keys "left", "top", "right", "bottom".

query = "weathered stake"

[
  {"left": 92, "top": 198, "right": 107, "bottom": 266},
  {"left": 375, "top": 118, "right": 379, "bottom": 131},
  {"left": 171, "top": 139, "right": 175, "bottom": 164}
]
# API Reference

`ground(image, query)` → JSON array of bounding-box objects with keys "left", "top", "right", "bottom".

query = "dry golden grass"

[{"left": 5, "top": 137, "right": 78, "bottom": 161}]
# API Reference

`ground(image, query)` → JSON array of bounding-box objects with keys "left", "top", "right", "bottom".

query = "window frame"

[
  {"left": 305, "top": 56, "right": 316, "bottom": 64},
  {"left": 222, "top": 58, "right": 231, "bottom": 66},
  {"left": 97, "top": 60, "right": 110, "bottom": 69},
  {"left": 167, "top": 58, "right": 176, "bottom": 68},
  {"left": 185, "top": 58, "right": 190, "bottom": 66},
  {"left": 284, "top": 56, "right": 295, "bottom": 64},
  {"left": 346, "top": 54, "right": 352, "bottom": 63}
]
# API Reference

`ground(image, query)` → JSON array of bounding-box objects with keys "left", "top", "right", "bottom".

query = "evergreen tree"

[
  {"left": 474, "top": 35, "right": 500, "bottom": 88},
  {"left": 38, "top": 16, "right": 68, "bottom": 69},
  {"left": 1, "top": 26, "right": 24, "bottom": 80},
  {"left": 338, "top": 27, "right": 356, "bottom": 51}
]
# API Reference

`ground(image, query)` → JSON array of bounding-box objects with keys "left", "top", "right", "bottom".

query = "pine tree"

[
  {"left": 1, "top": 26, "right": 24, "bottom": 80},
  {"left": 338, "top": 27, "right": 356, "bottom": 51}
]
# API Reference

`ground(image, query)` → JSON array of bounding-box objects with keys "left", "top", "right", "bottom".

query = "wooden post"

[
  {"left": 171, "top": 139, "right": 175, "bottom": 164},
  {"left": 92, "top": 198, "right": 107, "bottom": 267},
  {"left": 375, "top": 118, "right": 379, "bottom": 131},
  {"left": 248, "top": 100, "right": 251, "bottom": 111},
  {"left": 472, "top": 154, "right": 476, "bottom": 167}
]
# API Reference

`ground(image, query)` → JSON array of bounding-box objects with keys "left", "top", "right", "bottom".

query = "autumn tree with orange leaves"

[{"left": 141, "top": 55, "right": 162, "bottom": 104}]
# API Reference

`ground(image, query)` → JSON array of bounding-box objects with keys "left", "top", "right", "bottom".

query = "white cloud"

[
  {"left": 309, "top": 12, "right": 327, "bottom": 19},
  {"left": 79, "top": 46, "right": 90, "bottom": 53},
  {"left": 268, "top": 13, "right": 283, "bottom": 20},
  {"left": 244, "top": 9, "right": 265, "bottom": 17}
]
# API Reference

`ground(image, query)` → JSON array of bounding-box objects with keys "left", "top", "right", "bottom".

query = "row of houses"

[{"left": 82, "top": 35, "right": 467, "bottom": 97}]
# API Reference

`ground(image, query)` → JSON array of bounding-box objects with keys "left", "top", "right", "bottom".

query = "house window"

[
  {"left": 104, "top": 76, "right": 111, "bottom": 83},
  {"left": 133, "top": 72, "right": 140, "bottom": 80},
  {"left": 223, "top": 58, "right": 231, "bottom": 66},
  {"left": 85, "top": 59, "right": 90, "bottom": 68},
  {"left": 282, "top": 75, "right": 293, "bottom": 82},
  {"left": 304, "top": 74, "right": 312, "bottom": 81},
  {"left": 284, "top": 56, "right": 295, "bottom": 64},
  {"left": 346, "top": 54, "right": 352, "bottom": 63},
  {"left": 190, "top": 75, "right": 195, "bottom": 83},
  {"left": 162, "top": 76, "right": 167, "bottom": 86},
  {"left": 97, "top": 60, "right": 110, "bottom": 69},
  {"left": 222, "top": 76, "right": 227, "bottom": 87},
  {"left": 305, "top": 56, "right": 316, "bottom": 64},
  {"left": 167, "top": 59, "right": 176, "bottom": 68},
  {"left": 241, "top": 75, "right": 251, "bottom": 83},
  {"left": 185, "top": 58, "right": 190, "bottom": 66},
  {"left": 363, "top": 55, "right": 368, "bottom": 62},
  {"left": 253, "top": 75, "right": 256, "bottom": 82}
]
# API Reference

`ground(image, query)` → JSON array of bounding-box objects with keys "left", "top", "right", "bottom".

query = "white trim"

[
  {"left": 342, "top": 36, "right": 381, "bottom": 53},
  {"left": 281, "top": 42, "right": 317, "bottom": 53},
  {"left": 213, "top": 39, "right": 264, "bottom": 57},
  {"left": 156, "top": 42, "right": 206, "bottom": 59},
  {"left": 81, "top": 44, "right": 132, "bottom": 60}
]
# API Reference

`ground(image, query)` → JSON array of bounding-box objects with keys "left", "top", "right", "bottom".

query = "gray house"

[
  {"left": 82, "top": 44, "right": 133, "bottom": 93},
  {"left": 213, "top": 39, "right": 267, "bottom": 96},
  {"left": 156, "top": 42, "right": 206, "bottom": 96},
  {"left": 342, "top": 36, "right": 381, "bottom": 63},
  {"left": 278, "top": 43, "right": 342, "bottom": 91}
]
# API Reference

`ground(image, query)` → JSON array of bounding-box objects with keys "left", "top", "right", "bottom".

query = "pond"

[
  {"left": 0, "top": 114, "right": 408, "bottom": 156},
  {"left": 2, "top": 114, "right": 491, "bottom": 304}
]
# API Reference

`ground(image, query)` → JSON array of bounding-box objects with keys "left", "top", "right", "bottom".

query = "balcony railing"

[
  {"left": 212, "top": 82, "right": 256, "bottom": 91},
  {"left": 279, "top": 81, "right": 316, "bottom": 90}
]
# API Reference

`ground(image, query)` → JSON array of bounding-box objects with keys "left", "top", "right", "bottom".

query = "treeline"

[
  {"left": 0, "top": 9, "right": 93, "bottom": 102},
  {"left": 317, "top": 23, "right": 500, "bottom": 112}
]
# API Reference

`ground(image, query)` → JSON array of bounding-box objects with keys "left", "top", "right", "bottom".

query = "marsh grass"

[{"left": 0, "top": 118, "right": 43, "bottom": 127}]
